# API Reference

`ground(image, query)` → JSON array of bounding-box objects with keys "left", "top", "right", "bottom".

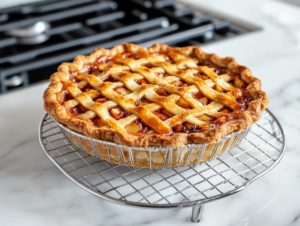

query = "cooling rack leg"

[{"left": 191, "top": 204, "right": 204, "bottom": 223}]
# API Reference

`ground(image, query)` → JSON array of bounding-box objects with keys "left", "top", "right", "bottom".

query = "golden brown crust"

[{"left": 43, "top": 43, "right": 269, "bottom": 147}]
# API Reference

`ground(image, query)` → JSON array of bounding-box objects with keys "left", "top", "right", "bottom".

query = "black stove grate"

[{"left": 0, "top": 0, "right": 260, "bottom": 93}]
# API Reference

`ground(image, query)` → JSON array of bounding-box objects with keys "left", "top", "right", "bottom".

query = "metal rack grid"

[{"left": 39, "top": 109, "right": 285, "bottom": 223}]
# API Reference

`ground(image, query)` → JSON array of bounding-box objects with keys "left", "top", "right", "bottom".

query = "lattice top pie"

[{"left": 44, "top": 43, "right": 269, "bottom": 147}]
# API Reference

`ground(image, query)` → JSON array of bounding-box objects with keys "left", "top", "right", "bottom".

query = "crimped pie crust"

[{"left": 43, "top": 43, "right": 269, "bottom": 147}]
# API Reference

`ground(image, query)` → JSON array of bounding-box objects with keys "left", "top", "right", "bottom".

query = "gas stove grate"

[{"left": 0, "top": 0, "right": 260, "bottom": 93}]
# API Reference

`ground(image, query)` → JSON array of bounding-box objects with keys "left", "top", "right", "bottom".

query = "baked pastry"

[{"left": 44, "top": 43, "right": 268, "bottom": 167}]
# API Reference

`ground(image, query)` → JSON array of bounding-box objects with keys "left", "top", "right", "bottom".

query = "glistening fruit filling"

[{"left": 58, "top": 51, "right": 254, "bottom": 135}]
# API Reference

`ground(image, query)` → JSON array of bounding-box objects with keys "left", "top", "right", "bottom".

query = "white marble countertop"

[{"left": 1, "top": 0, "right": 300, "bottom": 225}]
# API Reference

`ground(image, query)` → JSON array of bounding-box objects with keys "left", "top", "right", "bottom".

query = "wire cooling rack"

[{"left": 39, "top": 109, "right": 286, "bottom": 223}]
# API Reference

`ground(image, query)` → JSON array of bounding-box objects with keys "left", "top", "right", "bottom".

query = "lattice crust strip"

[{"left": 63, "top": 52, "right": 242, "bottom": 135}]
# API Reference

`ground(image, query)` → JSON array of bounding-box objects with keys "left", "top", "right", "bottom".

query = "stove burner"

[{"left": 4, "top": 21, "right": 50, "bottom": 45}]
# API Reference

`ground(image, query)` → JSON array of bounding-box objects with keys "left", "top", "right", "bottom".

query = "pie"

[{"left": 43, "top": 43, "right": 269, "bottom": 167}]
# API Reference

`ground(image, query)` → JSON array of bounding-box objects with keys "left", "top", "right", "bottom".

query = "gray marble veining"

[{"left": 0, "top": 0, "right": 299, "bottom": 225}]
